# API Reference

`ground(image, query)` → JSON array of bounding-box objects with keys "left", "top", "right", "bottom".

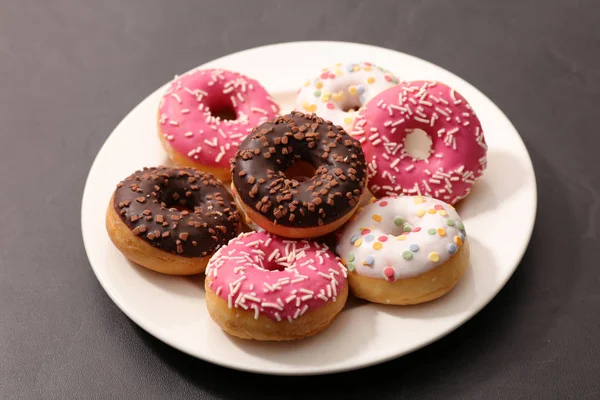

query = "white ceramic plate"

[{"left": 81, "top": 41, "right": 537, "bottom": 375}]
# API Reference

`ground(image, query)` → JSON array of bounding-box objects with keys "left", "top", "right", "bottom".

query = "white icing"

[
  {"left": 336, "top": 196, "right": 467, "bottom": 281},
  {"left": 295, "top": 62, "right": 399, "bottom": 132}
]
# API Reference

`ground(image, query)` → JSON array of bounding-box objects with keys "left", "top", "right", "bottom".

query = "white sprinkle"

[
  {"left": 250, "top": 107, "right": 268, "bottom": 115},
  {"left": 405, "top": 164, "right": 415, "bottom": 172},
  {"left": 204, "top": 138, "right": 218, "bottom": 147},
  {"left": 169, "top": 120, "right": 179, "bottom": 126},
  {"left": 447, "top": 127, "right": 459, "bottom": 135},
  {"left": 180, "top": 108, "right": 190, "bottom": 114},
  {"left": 184, "top": 131, "right": 194, "bottom": 138},
  {"left": 274, "top": 312, "right": 282, "bottom": 322},
  {"left": 435, "top": 107, "right": 449, "bottom": 117},
  {"left": 300, "top": 304, "right": 309, "bottom": 316},
  {"left": 170, "top": 93, "right": 182, "bottom": 103},
  {"left": 262, "top": 302, "right": 284, "bottom": 311},
  {"left": 372, "top": 139, "right": 382, "bottom": 146},
  {"left": 414, "top": 116, "right": 430, "bottom": 124},
  {"left": 285, "top": 295, "right": 296, "bottom": 304},
  {"left": 215, "top": 286, "right": 222, "bottom": 296},
  {"left": 253, "top": 305, "right": 259, "bottom": 320}
]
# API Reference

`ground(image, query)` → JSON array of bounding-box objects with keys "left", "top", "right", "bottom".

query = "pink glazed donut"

[
  {"left": 205, "top": 231, "right": 348, "bottom": 341},
  {"left": 158, "top": 69, "right": 280, "bottom": 182},
  {"left": 352, "top": 81, "right": 488, "bottom": 204}
]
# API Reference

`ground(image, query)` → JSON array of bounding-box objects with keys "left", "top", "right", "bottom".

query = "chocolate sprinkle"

[
  {"left": 231, "top": 112, "right": 367, "bottom": 228},
  {"left": 113, "top": 166, "right": 240, "bottom": 257}
]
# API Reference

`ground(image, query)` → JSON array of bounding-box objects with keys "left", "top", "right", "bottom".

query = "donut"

[
  {"left": 158, "top": 68, "right": 280, "bottom": 182},
  {"left": 106, "top": 166, "right": 240, "bottom": 275},
  {"left": 336, "top": 195, "right": 469, "bottom": 305},
  {"left": 352, "top": 80, "right": 488, "bottom": 204},
  {"left": 230, "top": 111, "right": 368, "bottom": 238},
  {"left": 205, "top": 231, "right": 348, "bottom": 340},
  {"left": 296, "top": 62, "right": 399, "bottom": 132}
]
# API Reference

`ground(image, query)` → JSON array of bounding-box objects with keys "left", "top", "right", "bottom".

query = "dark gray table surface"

[{"left": 2, "top": 0, "right": 599, "bottom": 398}]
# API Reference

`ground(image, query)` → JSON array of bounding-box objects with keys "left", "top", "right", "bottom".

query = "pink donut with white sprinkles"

[
  {"left": 205, "top": 231, "right": 348, "bottom": 340},
  {"left": 353, "top": 81, "right": 487, "bottom": 204},
  {"left": 158, "top": 68, "right": 280, "bottom": 181}
]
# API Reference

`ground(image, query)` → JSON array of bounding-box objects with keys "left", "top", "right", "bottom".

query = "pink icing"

[
  {"left": 352, "top": 81, "right": 488, "bottom": 204},
  {"left": 159, "top": 69, "right": 280, "bottom": 169},
  {"left": 205, "top": 231, "right": 347, "bottom": 322}
]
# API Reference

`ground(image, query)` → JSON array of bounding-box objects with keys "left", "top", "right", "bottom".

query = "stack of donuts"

[{"left": 106, "top": 63, "right": 487, "bottom": 341}]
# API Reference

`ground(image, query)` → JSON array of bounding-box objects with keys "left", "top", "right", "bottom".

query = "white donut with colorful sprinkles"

[
  {"left": 296, "top": 62, "right": 399, "bottom": 132},
  {"left": 336, "top": 195, "right": 470, "bottom": 305}
]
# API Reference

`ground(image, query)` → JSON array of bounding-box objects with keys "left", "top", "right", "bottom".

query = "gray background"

[{"left": 1, "top": 0, "right": 599, "bottom": 399}]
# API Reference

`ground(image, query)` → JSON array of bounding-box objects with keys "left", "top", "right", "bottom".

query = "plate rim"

[{"left": 81, "top": 40, "right": 538, "bottom": 375}]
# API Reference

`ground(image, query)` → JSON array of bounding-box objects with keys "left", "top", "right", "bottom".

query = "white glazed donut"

[
  {"left": 295, "top": 62, "right": 399, "bottom": 132},
  {"left": 336, "top": 195, "right": 469, "bottom": 305}
]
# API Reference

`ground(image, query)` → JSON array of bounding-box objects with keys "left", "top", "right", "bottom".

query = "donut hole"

[
  {"left": 263, "top": 262, "right": 287, "bottom": 272},
  {"left": 403, "top": 129, "right": 433, "bottom": 160},
  {"left": 160, "top": 189, "right": 195, "bottom": 212},
  {"left": 210, "top": 104, "right": 237, "bottom": 121},
  {"left": 283, "top": 160, "right": 316, "bottom": 183},
  {"left": 340, "top": 95, "right": 362, "bottom": 113}
]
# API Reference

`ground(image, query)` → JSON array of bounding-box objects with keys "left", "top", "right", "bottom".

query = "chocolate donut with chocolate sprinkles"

[
  {"left": 106, "top": 166, "right": 240, "bottom": 275},
  {"left": 231, "top": 111, "right": 367, "bottom": 238}
]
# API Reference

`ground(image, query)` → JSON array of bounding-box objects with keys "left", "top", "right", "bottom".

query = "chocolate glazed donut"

[
  {"left": 230, "top": 112, "right": 367, "bottom": 238},
  {"left": 106, "top": 166, "right": 240, "bottom": 275}
]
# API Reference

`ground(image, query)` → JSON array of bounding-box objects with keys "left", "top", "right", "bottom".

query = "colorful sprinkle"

[
  {"left": 403, "top": 223, "right": 412, "bottom": 232},
  {"left": 379, "top": 201, "right": 388, "bottom": 207},
  {"left": 326, "top": 102, "right": 335, "bottom": 110},
  {"left": 428, "top": 209, "right": 437, "bottom": 214},
  {"left": 313, "top": 90, "right": 322, "bottom": 97},
  {"left": 350, "top": 235, "right": 359, "bottom": 244},
  {"left": 403, "top": 250, "right": 413, "bottom": 260},
  {"left": 427, "top": 228, "right": 436, "bottom": 235},
  {"left": 315, "top": 81, "right": 323, "bottom": 89},
  {"left": 416, "top": 209, "right": 426, "bottom": 217},
  {"left": 447, "top": 243, "right": 457, "bottom": 254},
  {"left": 356, "top": 85, "right": 365, "bottom": 95},
  {"left": 396, "top": 235, "right": 406, "bottom": 241},
  {"left": 347, "top": 262, "right": 355, "bottom": 271},
  {"left": 364, "top": 234, "right": 374, "bottom": 242},
  {"left": 394, "top": 217, "right": 404, "bottom": 226},
  {"left": 354, "top": 238, "right": 363, "bottom": 247},
  {"left": 409, "top": 244, "right": 420, "bottom": 252},
  {"left": 412, "top": 227, "right": 421, "bottom": 232},
  {"left": 373, "top": 242, "right": 383, "bottom": 250},
  {"left": 364, "top": 255, "right": 375, "bottom": 265},
  {"left": 437, "top": 228, "right": 447, "bottom": 237},
  {"left": 454, "top": 236, "right": 463, "bottom": 246},
  {"left": 457, "top": 221, "right": 465, "bottom": 230},
  {"left": 446, "top": 219, "right": 455, "bottom": 227},
  {"left": 434, "top": 204, "right": 444, "bottom": 210},
  {"left": 367, "top": 76, "right": 376, "bottom": 84},
  {"left": 379, "top": 236, "right": 388, "bottom": 242},
  {"left": 460, "top": 232, "right": 466, "bottom": 241},
  {"left": 384, "top": 267, "right": 395, "bottom": 281},
  {"left": 348, "top": 85, "right": 358, "bottom": 95},
  {"left": 438, "top": 210, "right": 448, "bottom": 216},
  {"left": 348, "top": 252, "right": 355, "bottom": 262},
  {"left": 413, "top": 196, "right": 425, "bottom": 204},
  {"left": 429, "top": 252, "right": 440, "bottom": 262},
  {"left": 361, "top": 229, "right": 371, "bottom": 235},
  {"left": 344, "top": 116, "right": 354, "bottom": 125},
  {"left": 372, "top": 214, "right": 382, "bottom": 222}
]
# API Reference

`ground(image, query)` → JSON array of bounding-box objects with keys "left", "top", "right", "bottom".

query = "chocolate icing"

[
  {"left": 112, "top": 166, "right": 240, "bottom": 257},
  {"left": 231, "top": 112, "right": 367, "bottom": 228}
]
